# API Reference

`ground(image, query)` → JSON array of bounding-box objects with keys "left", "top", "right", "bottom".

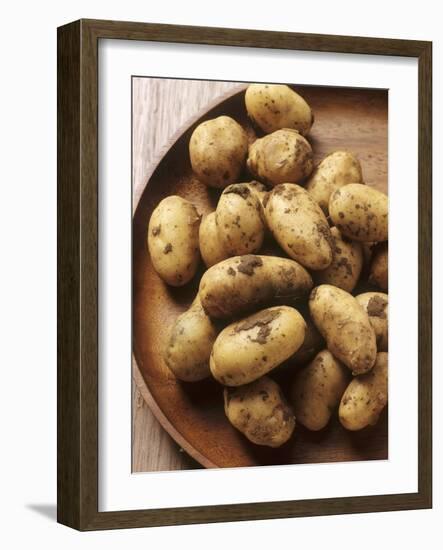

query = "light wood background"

[{"left": 132, "top": 78, "right": 239, "bottom": 472}]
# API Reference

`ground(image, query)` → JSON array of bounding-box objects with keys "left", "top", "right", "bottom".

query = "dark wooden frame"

[{"left": 57, "top": 19, "right": 432, "bottom": 531}]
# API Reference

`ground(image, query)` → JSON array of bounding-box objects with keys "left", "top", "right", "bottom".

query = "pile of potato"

[{"left": 147, "top": 83, "right": 389, "bottom": 449}]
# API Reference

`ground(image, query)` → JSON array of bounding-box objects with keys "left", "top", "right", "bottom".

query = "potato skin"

[
  {"left": 210, "top": 306, "right": 306, "bottom": 386},
  {"left": 164, "top": 297, "right": 219, "bottom": 381},
  {"left": 245, "top": 84, "right": 313, "bottom": 136},
  {"left": 247, "top": 129, "right": 314, "bottom": 186},
  {"left": 356, "top": 292, "right": 388, "bottom": 351},
  {"left": 369, "top": 242, "right": 388, "bottom": 290},
  {"left": 199, "top": 255, "right": 313, "bottom": 319},
  {"left": 215, "top": 183, "right": 265, "bottom": 255},
  {"left": 309, "top": 285, "right": 377, "bottom": 375},
  {"left": 314, "top": 227, "right": 363, "bottom": 292},
  {"left": 265, "top": 183, "right": 333, "bottom": 270},
  {"left": 189, "top": 116, "right": 248, "bottom": 188},
  {"left": 147, "top": 195, "right": 201, "bottom": 286},
  {"left": 306, "top": 151, "right": 363, "bottom": 214},
  {"left": 292, "top": 350, "right": 349, "bottom": 431},
  {"left": 329, "top": 183, "right": 388, "bottom": 242},
  {"left": 199, "top": 212, "right": 228, "bottom": 268},
  {"left": 339, "top": 352, "right": 388, "bottom": 431},
  {"left": 224, "top": 376, "right": 295, "bottom": 447}
]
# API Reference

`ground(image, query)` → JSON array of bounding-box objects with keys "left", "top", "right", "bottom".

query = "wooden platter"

[{"left": 133, "top": 83, "right": 388, "bottom": 469}]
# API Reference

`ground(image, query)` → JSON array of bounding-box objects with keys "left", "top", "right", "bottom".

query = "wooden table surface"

[{"left": 132, "top": 78, "right": 238, "bottom": 472}]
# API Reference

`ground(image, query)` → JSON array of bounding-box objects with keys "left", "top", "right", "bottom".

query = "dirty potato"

[
  {"left": 329, "top": 183, "right": 388, "bottom": 242},
  {"left": 369, "top": 242, "right": 388, "bottom": 290},
  {"left": 189, "top": 116, "right": 248, "bottom": 188},
  {"left": 224, "top": 376, "right": 296, "bottom": 447},
  {"left": 199, "top": 212, "right": 229, "bottom": 268},
  {"left": 210, "top": 306, "right": 306, "bottom": 386},
  {"left": 306, "top": 151, "right": 363, "bottom": 214},
  {"left": 245, "top": 84, "right": 313, "bottom": 136},
  {"left": 164, "top": 297, "right": 220, "bottom": 381},
  {"left": 215, "top": 183, "right": 265, "bottom": 255},
  {"left": 356, "top": 292, "right": 388, "bottom": 351},
  {"left": 292, "top": 350, "right": 349, "bottom": 431},
  {"left": 247, "top": 129, "right": 314, "bottom": 186},
  {"left": 199, "top": 255, "right": 313, "bottom": 319},
  {"left": 147, "top": 195, "right": 200, "bottom": 286},
  {"left": 264, "top": 183, "right": 333, "bottom": 270},
  {"left": 339, "top": 352, "right": 388, "bottom": 431},
  {"left": 314, "top": 227, "right": 363, "bottom": 292},
  {"left": 309, "top": 285, "right": 377, "bottom": 375}
]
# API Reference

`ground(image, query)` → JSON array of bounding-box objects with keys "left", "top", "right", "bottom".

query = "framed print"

[{"left": 57, "top": 19, "right": 432, "bottom": 530}]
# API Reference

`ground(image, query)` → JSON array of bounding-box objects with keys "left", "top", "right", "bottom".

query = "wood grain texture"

[
  {"left": 84, "top": 18, "right": 430, "bottom": 57},
  {"left": 132, "top": 80, "right": 389, "bottom": 471},
  {"left": 417, "top": 42, "right": 432, "bottom": 501},
  {"left": 57, "top": 20, "right": 81, "bottom": 528}
]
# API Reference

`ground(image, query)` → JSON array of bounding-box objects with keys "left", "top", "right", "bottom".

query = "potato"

[
  {"left": 247, "top": 129, "right": 314, "bottom": 186},
  {"left": 164, "top": 297, "right": 219, "bottom": 381},
  {"left": 339, "top": 352, "right": 388, "bottom": 431},
  {"left": 147, "top": 195, "right": 201, "bottom": 286},
  {"left": 356, "top": 292, "right": 388, "bottom": 351},
  {"left": 291, "top": 350, "right": 349, "bottom": 431},
  {"left": 199, "top": 182, "right": 268, "bottom": 267},
  {"left": 224, "top": 376, "right": 295, "bottom": 447},
  {"left": 189, "top": 116, "right": 248, "bottom": 188},
  {"left": 369, "top": 242, "right": 388, "bottom": 290},
  {"left": 199, "top": 212, "right": 228, "bottom": 268},
  {"left": 199, "top": 255, "right": 313, "bottom": 319},
  {"left": 314, "top": 227, "right": 363, "bottom": 292},
  {"left": 215, "top": 183, "right": 265, "bottom": 255},
  {"left": 306, "top": 151, "right": 363, "bottom": 214},
  {"left": 309, "top": 285, "right": 377, "bottom": 375},
  {"left": 245, "top": 84, "right": 313, "bottom": 136},
  {"left": 264, "top": 183, "right": 333, "bottom": 270},
  {"left": 329, "top": 183, "right": 388, "bottom": 242},
  {"left": 210, "top": 306, "right": 306, "bottom": 386}
]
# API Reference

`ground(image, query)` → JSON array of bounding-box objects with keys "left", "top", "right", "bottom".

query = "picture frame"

[{"left": 57, "top": 18, "right": 432, "bottom": 530}]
